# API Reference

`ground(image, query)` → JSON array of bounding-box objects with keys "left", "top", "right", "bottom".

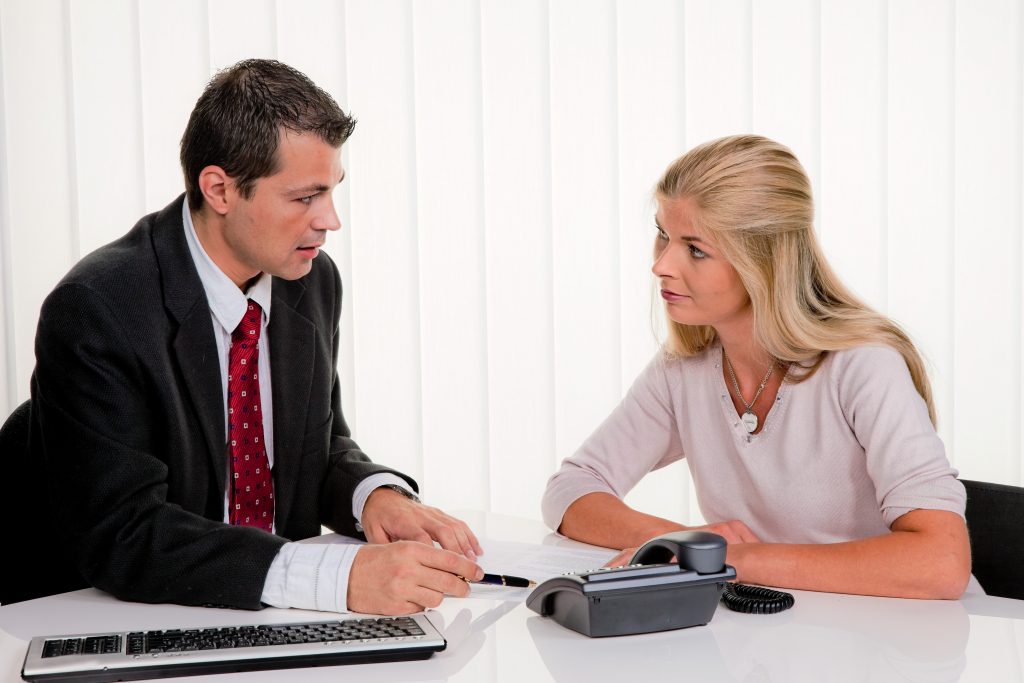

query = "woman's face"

[{"left": 652, "top": 196, "right": 750, "bottom": 329}]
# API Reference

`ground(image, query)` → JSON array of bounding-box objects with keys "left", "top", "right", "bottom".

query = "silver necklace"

[{"left": 723, "top": 349, "right": 775, "bottom": 434}]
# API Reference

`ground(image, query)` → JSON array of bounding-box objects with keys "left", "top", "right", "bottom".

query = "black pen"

[{"left": 462, "top": 573, "right": 536, "bottom": 588}]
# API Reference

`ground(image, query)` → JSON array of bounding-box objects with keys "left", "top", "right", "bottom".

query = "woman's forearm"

[
  {"left": 728, "top": 509, "right": 970, "bottom": 600},
  {"left": 558, "top": 492, "right": 686, "bottom": 549}
]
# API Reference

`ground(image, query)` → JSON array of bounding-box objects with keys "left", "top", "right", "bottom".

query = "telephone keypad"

[{"left": 574, "top": 562, "right": 683, "bottom": 583}]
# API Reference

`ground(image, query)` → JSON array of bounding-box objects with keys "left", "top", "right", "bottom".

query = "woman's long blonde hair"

[{"left": 657, "top": 134, "right": 937, "bottom": 426}]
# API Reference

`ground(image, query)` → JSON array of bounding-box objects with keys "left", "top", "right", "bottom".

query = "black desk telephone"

[{"left": 526, "top": 531, "right": 793, "bottom": 637}]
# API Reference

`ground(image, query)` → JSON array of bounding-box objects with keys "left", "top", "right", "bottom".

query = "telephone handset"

[
  {"left": 627, "top": 532, "right": 795, "bottom": 616},
  {"left": 526, "top": 531, "right": 737, "bottom": 637}
]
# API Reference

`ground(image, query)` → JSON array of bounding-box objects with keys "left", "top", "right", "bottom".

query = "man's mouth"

[{"left": 297, "top": 243, "right": 324, "bottom": 258}]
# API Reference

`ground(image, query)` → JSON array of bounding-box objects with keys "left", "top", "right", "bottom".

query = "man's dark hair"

[{"left": 180, "top": 59, "right": 356, "bottom": 210}]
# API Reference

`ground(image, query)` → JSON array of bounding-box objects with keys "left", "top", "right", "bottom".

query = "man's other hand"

[
  {"left": 361, "top": 487, "right": 484, "bottom": 560},
  {"left": 347, "top": 541, "right": 483, "bottom": 615}
]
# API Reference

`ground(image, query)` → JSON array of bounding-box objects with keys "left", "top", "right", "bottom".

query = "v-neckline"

[{"left": 710, "top": 344, "right": 790, "bottom": 446}]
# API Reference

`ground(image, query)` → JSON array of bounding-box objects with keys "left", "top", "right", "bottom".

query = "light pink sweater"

[{"left": 542, "top": 343, "right": 965, "bottom": 544}]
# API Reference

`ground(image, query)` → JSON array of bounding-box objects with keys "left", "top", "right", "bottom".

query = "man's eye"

[
  {"left": 689, "top": 244, "right": 708, "bottom": 259},
  {"left": 298, "top": 194, "right": 316, "bottom": 205}
]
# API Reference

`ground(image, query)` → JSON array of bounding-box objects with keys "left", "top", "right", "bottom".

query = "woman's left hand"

[
  {"left": 603, "top": 521, "right": 762, "bottom": 568},
  {"left": 603, "top": 547, "right": 639, "bottom": 568}
]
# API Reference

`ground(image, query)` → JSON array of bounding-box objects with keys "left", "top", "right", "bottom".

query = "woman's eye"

[
  {"left": 655, "top": 226, "right": 669, "bottom": 241},
  {"left": 688, "top": 244, "right": 707, "bottom": 259}
]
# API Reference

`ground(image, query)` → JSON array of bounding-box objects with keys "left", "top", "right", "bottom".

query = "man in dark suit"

[{"left": 22, "top": 59, "right": 483, "bottom": 614}]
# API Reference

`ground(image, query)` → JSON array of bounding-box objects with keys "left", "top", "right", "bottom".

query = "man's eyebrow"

[{"left": 287, "top": 174, "right": 345, "bottom": 195}]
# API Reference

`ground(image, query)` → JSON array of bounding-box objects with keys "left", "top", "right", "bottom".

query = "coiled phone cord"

[{"left": 721, "top": 582, "right": 795, "bottom": 614}]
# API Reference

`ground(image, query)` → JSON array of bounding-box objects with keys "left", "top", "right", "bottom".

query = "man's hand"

[
  {"left": 361, "top": 487, "right": 484, "bottom": 560},
  {"left": 347, "top": 541, "right": 484, "bottom": 615},
  {"left": 603, "top": 519, "right": 761, "bottom": 568}
]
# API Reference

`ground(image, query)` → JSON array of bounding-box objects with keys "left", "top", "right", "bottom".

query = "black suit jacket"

[{"left": 20, "top": 195, "right": 414, "bottom": 608}]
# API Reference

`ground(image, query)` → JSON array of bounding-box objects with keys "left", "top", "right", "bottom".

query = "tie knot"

[{"left": 233, "top": 300, "right": 263, "bottom": 343}]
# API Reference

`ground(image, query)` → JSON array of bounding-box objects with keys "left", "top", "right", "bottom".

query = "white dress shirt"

[{"left": 182, "top": 202, "right": 410, "bottom": 612}]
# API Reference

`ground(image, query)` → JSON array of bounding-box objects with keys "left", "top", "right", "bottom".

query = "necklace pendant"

[{"left": 741, "top": 410, "right": 758, "bottom": 434}]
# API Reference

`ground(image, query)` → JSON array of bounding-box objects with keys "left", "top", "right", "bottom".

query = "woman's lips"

[{"left": 661, "top": 289, "right": 690, "bottom": 302}]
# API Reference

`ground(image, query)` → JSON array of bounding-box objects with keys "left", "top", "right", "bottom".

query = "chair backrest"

[
  {"left": 0, "top": 399, "right": 31, "bottom": 457},
  {"left": 962, "top": 478, "right": 1024, "bottom": 600},
  {"left": 0, "top": 400, "right": 33, "bottom": 604},
  {"left": 1, "top": 399, "right": 88, "bottom": 604}
]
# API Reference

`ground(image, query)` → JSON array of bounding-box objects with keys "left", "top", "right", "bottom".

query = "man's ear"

[{"left": 198, "top": 166, "right": 231, "bottom": 216}]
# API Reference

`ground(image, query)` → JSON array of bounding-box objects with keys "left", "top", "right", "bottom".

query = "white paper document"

[
  {"left": 306, "top": 533, "right": 617, "bottom": 602},
  {"left": 471, "top": 539, "right": 617, "bottom": 601}
]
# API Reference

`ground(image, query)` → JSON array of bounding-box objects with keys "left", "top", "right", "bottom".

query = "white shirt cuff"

[
  {"left": 352, "top": 473, "right": 417, "bottom": 532},
  {"left": 260, "top": 542, "right": 361, "bottom": 613}
]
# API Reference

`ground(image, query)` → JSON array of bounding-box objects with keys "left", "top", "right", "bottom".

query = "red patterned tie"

[{"left": 228, "top": 300, "right": 274, "bottom": 532}]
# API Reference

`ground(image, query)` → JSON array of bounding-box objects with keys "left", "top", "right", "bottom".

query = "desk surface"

[{"left": 2, "top": 512, "right": 1022, "bottom": 683}]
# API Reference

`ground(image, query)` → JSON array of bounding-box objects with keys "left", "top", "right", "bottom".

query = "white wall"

[{"left": 0, "top": 0, "right": 1021, "bottom": 525}]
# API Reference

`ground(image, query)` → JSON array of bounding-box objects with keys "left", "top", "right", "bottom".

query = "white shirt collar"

[{"left": 181, "top": 200, "right": 272, "bottom": 334}]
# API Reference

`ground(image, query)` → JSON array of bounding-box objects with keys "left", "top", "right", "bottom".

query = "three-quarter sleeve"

[
  {"left": 835, "top": 345, "right": 965, "bottom": 527},
  {"left": 541, "top": 353, "right": 685, "bottom": 531}
]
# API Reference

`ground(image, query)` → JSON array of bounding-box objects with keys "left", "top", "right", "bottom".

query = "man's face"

[{"left": 220, "top": 130, "right": 344, "bottom": 285}]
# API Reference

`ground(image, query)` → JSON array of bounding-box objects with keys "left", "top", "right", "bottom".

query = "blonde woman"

[{"left": 542, "top": 135, "right": 970, "bottom": 599}]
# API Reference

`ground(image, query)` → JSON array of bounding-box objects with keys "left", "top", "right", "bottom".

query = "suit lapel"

[
  {"left": 268, "top": 279, "right": 314, "bottom": 534},
  {"left": 173, "top": 312, "right": 227, "bottom": 495},
  {"left": 153, "top": 196, "right": 227, "bottom": 495}
]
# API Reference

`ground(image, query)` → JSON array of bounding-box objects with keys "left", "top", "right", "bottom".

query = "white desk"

[{"left": 2, "top": 512, "right": 1023, "bottom": 683}]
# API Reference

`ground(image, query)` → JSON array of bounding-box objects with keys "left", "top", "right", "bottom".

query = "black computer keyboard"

[{"left": 22, "top": 614, "right": 445, "bottom": 682}]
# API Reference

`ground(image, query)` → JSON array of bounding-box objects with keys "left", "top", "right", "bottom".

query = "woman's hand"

[
  {"left": 602, "top": 519, "right": 760, "bottom": 568},
  {"left": 690, "top": 520, "right": 761, "bottom": 545},
  {"left": 604, "top": 546, "right": 640, "bottom": 568}
]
